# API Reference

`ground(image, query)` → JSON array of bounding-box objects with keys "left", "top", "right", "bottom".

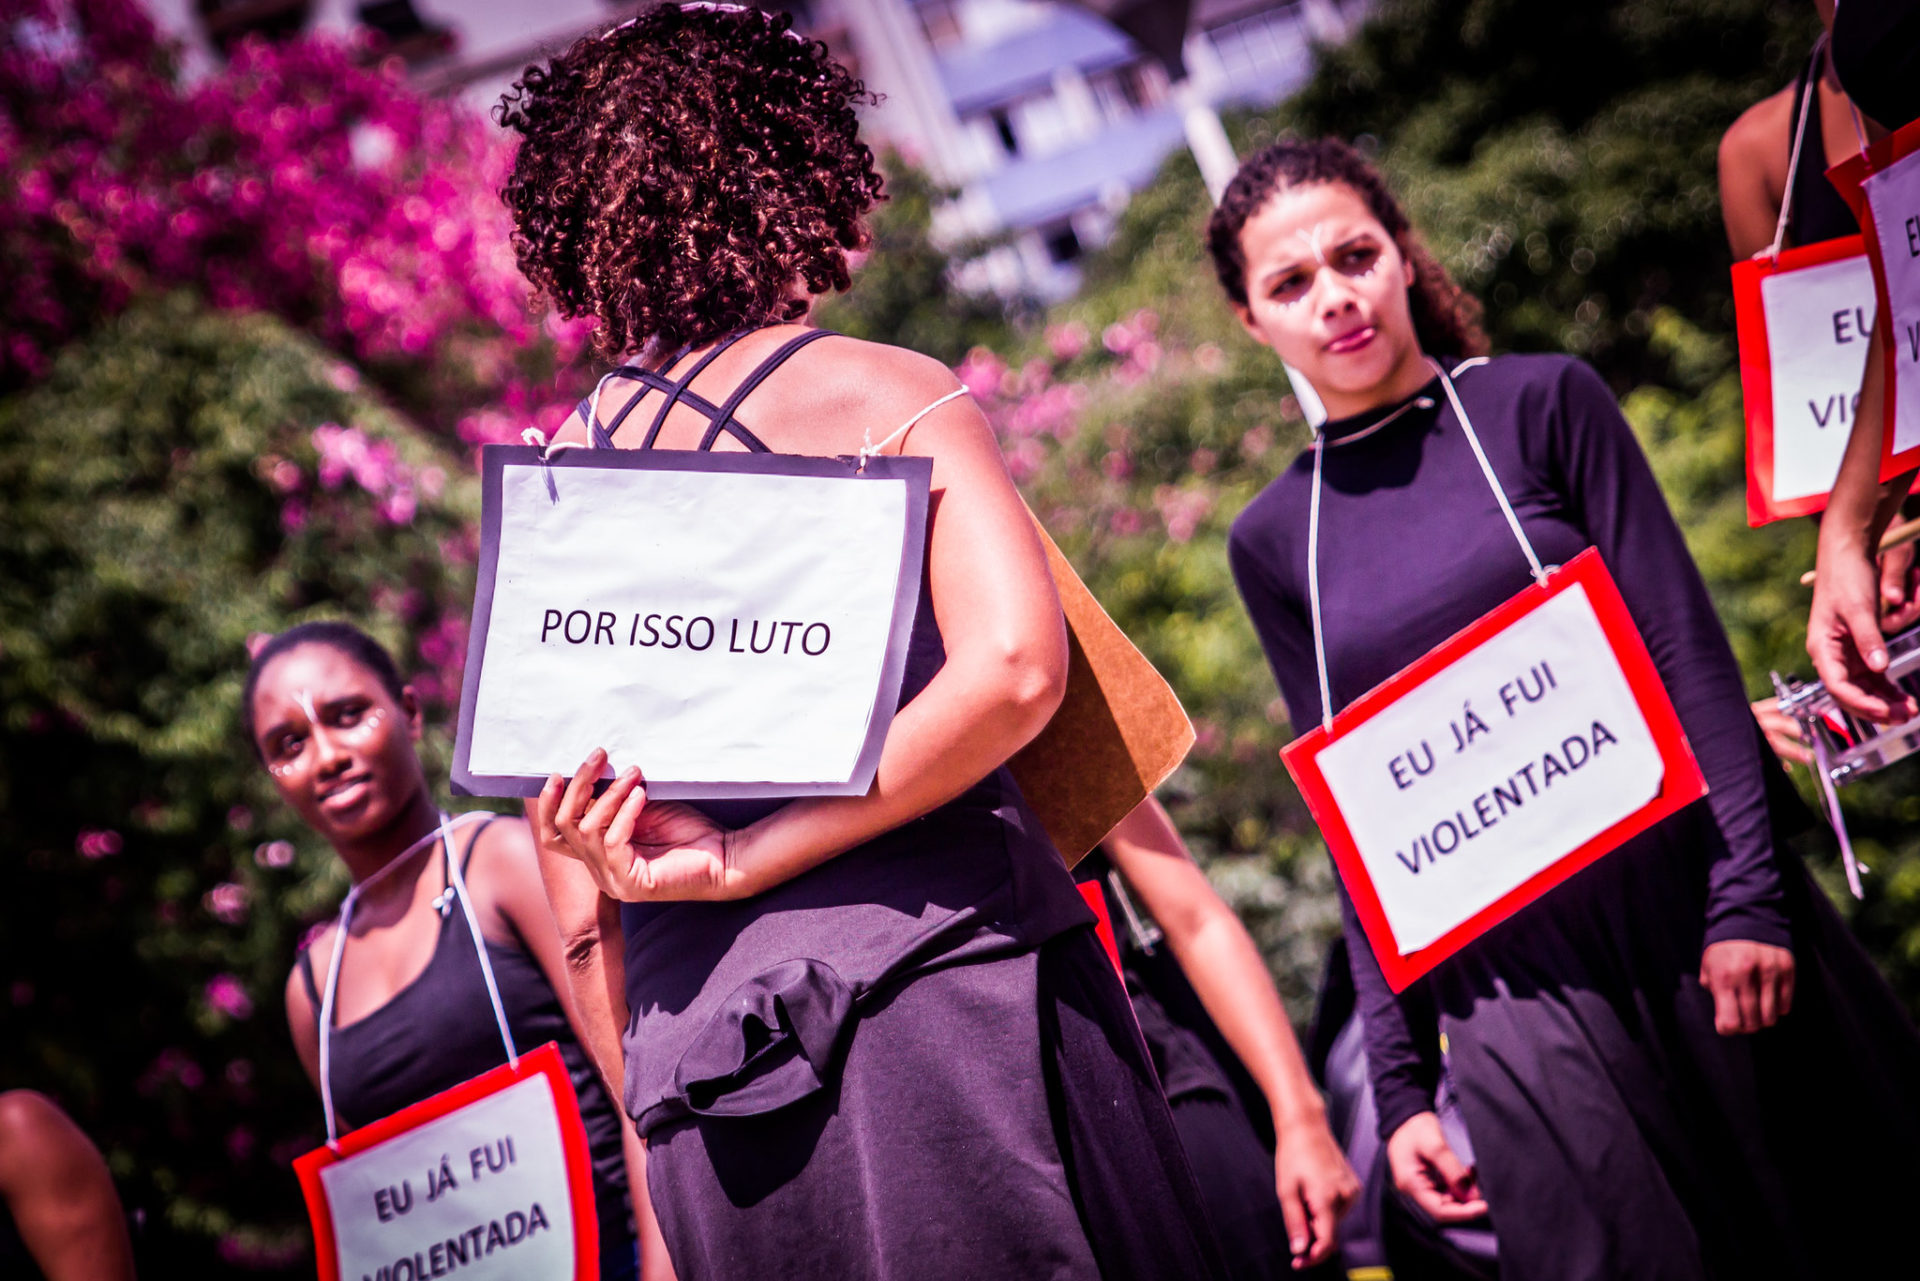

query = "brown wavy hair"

[
  {"left": 496, "top": 4, "right": 885, "bottom": 356},
  {"left": 1205, "top": 138, "right": 1487, "bottom": 360}
]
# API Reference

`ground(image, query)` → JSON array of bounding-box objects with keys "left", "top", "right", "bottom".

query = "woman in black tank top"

[
  {"left": 494, "top": 6, "right": 1227, "bottom": 1279},
  {"left": 245, "top": 622, "right": 652, "bottom": 1279}
]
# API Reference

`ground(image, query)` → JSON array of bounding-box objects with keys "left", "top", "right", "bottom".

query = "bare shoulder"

[
  {"left": 806, "top": 333, "right": 966, "bottom": 425},
  {"left": 470, "top": 811, "right": 538, "bottom": 874},
  {"left": 1720, "top": 84, "right": 1792, "bottom": 166},
  {"left": 289, "top": 919, "right": 341, "bottom": 998},
  {"left": 0, "top": 1090, "right": 89, "bottom": 1183}
]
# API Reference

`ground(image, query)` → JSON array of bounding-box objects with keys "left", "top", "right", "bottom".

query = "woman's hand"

[
  {"left": 536, "top": 749, "right": 749, "bottom": 903},
  {"left": 1699, "top": 939, "right": 1795, "bottom": 1035},
  {"left": 1749, "top": 698, "right": 1811, "bottom": 768},
  {"left": 1273, "top": 1117, "right": 1361, "bottom": 1269},
  {"left": 1385, "top": 1111, "right": 1487, "bottom": 1225}
]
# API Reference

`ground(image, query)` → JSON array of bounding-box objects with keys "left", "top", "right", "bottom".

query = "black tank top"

[
  {"left": 583, "top": 328, "right": 1095, "bottom": 1138},
  {"left": 1786, "top": 41, "right": 1860, "bottom": 248},
  {"left": 296, "top": 818, "right": 633, "bottom": 1260}
]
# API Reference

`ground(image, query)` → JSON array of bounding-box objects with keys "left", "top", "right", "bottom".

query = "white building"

[{"left": 145, "top": 0, "right": 1352, "bottom": 297}]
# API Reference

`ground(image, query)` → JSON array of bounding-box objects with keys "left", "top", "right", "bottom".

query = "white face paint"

[{"left": 1294, "top": 223, "right": 1332, "bottom": 269}]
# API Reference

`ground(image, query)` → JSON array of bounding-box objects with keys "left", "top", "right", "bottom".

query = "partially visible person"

[
  {"left": 247, "top": 622, "right": 658, "bottom": 1280},
  {"left": 1716, "top": 0, "right": 1878, "bottom": 766},
  {"left": 1805, "top": 0, "right": 1920, "bottom": 719},
  {"left": 1080, "top": 796, "right": 1358, "bottom": 1275},
  {"left": 0, "top": 1090, "right": 136, "bottom": 1281}
]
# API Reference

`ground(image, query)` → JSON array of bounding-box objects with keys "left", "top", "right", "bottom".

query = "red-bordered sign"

[
  {"left": 1733, "top": 234, "right": 1876, "bottom": 523},
  {"left": 1828, "top": 119, "right": 1920, "bottom": 482},
  {"left": 1076, "top": 880, "right": 1124, "bottom": 978},
  {"left": 1281, "top": 550, "right": 1707, "bottom": 992},
  {"left": 296, "top": 1042, "right": 599, "bottom": 1281}
]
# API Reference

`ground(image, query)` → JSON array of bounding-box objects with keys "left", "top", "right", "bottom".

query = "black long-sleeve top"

[{"left": 1228, "top": 353, "right": 1789, "bottom": 1141}]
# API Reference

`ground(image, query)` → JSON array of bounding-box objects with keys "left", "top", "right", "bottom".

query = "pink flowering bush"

[{"left": 0, "top": 0, "right": 593, "bottom": 437}]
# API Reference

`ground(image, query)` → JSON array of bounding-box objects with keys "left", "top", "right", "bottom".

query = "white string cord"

[
  {"left": 1428, "top": 358, "right": 1550, "bottom": 586},
  {"left": 1307, "top": 430, "right": 1335, "bottom": 732},
  {"left": 1305, "top": 360, "right": 1546, "bottom": 732},
  {"left": 858, "top": 387, "right": 970, "bottom": 470},
  {"left": 1765, "top": 34, "right": 1825, "bottom": 265},
  {"left": 316, "top": 811, "right": 509, "bottom": 1148},
  {"left": 443, "top": 826, "right": 520, "bottom": 1069}
]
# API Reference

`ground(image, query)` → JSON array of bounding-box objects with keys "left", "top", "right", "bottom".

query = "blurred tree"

[
  {"left": 0, "top": 295, "right": 480, "bottom": 1274},
  {"left": 815, "top": 151, "right": 1020, "bottom": 365}
]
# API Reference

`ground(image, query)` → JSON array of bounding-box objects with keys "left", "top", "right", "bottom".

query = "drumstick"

[{"left": 1799, "top": 516, "right": 1920, "bottom": 585}]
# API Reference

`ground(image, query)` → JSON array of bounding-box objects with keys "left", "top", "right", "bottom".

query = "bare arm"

[
  {"left": 549, "top": 359, "right": 1070, "bottom": 903},
  {"left": 1718, "top": 93, "right": 1790, "bottom": 261},
  {"left": 1102, "top": 798, "right": 1358, "bottom": 1266},
  {"left": 519, "top": 811, "right": 676, "bottom": 1281},
  {"left": 1810, "top": 323, "right": 1920, "bottom": 719},
  {"left": 0, "top": 1091, "right": 135, "bottom": 1281},
  {"left": 284, "top": 926, "right": 336, "bottom": 1094}
]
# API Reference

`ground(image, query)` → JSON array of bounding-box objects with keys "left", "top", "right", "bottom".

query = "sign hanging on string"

[
  {"left": 1278, "top": 360, "right": 1707, "bottom": 992},
  {"left": 1828, "top": 118, "right": 1920, "bottom": 481},
  {"left": 1283, "top": 549, "right": 1708, "bottom": 991},
  {"left": 1732, "top": 235, "right": 1878, "bottom": 523},
  {"left": 296, "top": 1044, "right": 599, "bottom": 1281},
  {"left": 452, "top": 448, "right": 931, "bottom": 800},
  {"left": 294, "top": 814, "right": 600, "bottom": 1281}
]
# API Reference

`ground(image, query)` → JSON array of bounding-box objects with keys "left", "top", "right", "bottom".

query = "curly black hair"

[
  {"left": 495, "top": 3, "right": 885, "bottom": 357},
  {"left": 1206, "top": 137, "right": 1487, "bottom": 360}
]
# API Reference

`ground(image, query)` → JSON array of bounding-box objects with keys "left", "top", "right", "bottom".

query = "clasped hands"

[{"left": 533, "top": 747, "right": 752, "bottom": 902}]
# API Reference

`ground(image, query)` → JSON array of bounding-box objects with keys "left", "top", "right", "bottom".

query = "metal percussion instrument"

[{"left": 1771, "top": 623, "right": 1920, "bottom": 897}]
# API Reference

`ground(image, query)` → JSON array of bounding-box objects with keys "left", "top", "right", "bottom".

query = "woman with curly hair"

[
  {"left": 494, "top": 6, "right": 1224, "bottom": 1278},
  {"left": 1215, "top": 136, "right": 1920, "bottom": 1279}
]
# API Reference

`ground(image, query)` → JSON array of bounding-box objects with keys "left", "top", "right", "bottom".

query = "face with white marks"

[
  {"left": 250, "top": 644, "right": 427, "bottom": 846},
  {"left": 1231, "top": 181, "right": 1430, "bottom": 419}
]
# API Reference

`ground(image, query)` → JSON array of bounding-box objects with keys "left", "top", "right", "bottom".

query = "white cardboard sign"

[
  {"left": 1862, "top": 148, "right": 1920, "bottom": 460},
  {"left": 297, "top": 1045, "right": 598, "bottom": 1281},
  {"left": 1311, "top": 582, "right": 1665, "bottom": 954},
  {"left": 1760, "top": 256, "right": 1878, "bottom": 501},
  {"left": 454, "top": 450, "right": 930, "bottom": 799}
]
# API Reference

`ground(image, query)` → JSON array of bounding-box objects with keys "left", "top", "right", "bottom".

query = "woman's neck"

[
  {"left": 333, "top": 790, "right": 443, "bottom": 903},
  {"left": 1315, "top": 345, "right": 1436, "bottom": 422}
]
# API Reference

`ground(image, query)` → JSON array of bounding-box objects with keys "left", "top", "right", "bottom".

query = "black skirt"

[{"left": 642, "top": 926, "right": 1225, "bottom": 1280}]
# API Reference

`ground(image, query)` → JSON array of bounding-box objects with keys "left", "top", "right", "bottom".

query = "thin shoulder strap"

[
  {"left": 631, "top": 330, "right": 755, "bottom": 448},
  {"left": 297, "top": 947, "right": 322, "bottom": 1009},
  {"left": 699, "top": 328, "right": 838, "bottom": 451},
  {"left": 457, "top": 814, "right": 501, "bottom": 876}
]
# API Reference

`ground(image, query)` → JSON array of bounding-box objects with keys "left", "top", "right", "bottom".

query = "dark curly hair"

[
  {"left": 496, "top": 4, "right": 885, "bottom": 356},
  {"left": 1206, "top": 137, "right": 1487, "bottom": 360}
]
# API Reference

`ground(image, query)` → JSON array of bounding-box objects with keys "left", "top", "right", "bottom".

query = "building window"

[
  {"left": 918, "top": 0, "right": 962, "bottom": 49},
  {"left": 1206, "top": 7, "right": 1301, "bottom": 81},
  {"left": 1042, "top": 222, "right": 1082, "bottom": 265},
  {"left": 990, "top": 109, "right": 1019, "bottom": 157}
]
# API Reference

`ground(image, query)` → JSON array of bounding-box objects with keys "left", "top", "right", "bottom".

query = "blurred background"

[{"left": 3, "top": 0, "right": 1913, "bottom": 1273}]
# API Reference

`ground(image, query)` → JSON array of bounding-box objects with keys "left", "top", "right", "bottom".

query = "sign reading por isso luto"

[
  {"left": 453, "top": 447, "right": 931, "bottom": 800},
  {"left": 1281, "top": 549, "right": 1708, "bottom": 992},
  {"left": 295, "top": 1043, "right": 598, "bottom": 1281}
]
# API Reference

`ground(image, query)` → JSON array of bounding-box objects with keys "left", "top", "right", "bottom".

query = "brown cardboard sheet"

[{"left": 1009, "top": 516, "right": 1195, "bottom": 865}]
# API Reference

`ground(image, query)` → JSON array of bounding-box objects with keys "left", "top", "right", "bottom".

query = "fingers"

[
  {"left": 1878, "top": 544, "right": 1912, "bottom": 612},
  {"left": 1302, "top": 1186, "right": 1341, "bottom": 1267},
  {"left": 534, "top": 774, "right": 567, "bottom": 853},
  {"left": 1734, "top": 969, "right": 1760, "bottom": 1032},
  {"left": 1702, "top": 959, "right": 1742, "bottom": 1035},
  {"left": 601, "top": 774, "right": 651, "bottom": 859},
  {"left": 1276, "top": 1176, "right": 1310, "bottom": 1267},
  {"left": 1778, "top": 957, "right": 1796, "bottom": 1021}
]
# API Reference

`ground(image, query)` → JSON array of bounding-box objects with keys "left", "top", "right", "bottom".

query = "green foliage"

[
  {"left": 815, "top": 153, "right": 1020, "bottom": 364},
  {"left": 0, "top": 295, "right": 479, "bottom": 1272}
]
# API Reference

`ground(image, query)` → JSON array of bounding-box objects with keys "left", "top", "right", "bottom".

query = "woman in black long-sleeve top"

[{"left": 1213, "top": 137, "right": 1920, "bottom": 1279}]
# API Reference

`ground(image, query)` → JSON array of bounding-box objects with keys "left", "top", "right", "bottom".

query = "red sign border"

[
  {"left": 1280, "top": 549, "right": 1708, "bottom": 993},
  {"left": 1732, "top": 233, "right": 1872, "bottom": 524},
  {"left": 294, "top": 1041, "right": 600, "bottom": 1281},
  {"left": 1826, "top": 119, "right": 1920, "bottom": 483}
]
